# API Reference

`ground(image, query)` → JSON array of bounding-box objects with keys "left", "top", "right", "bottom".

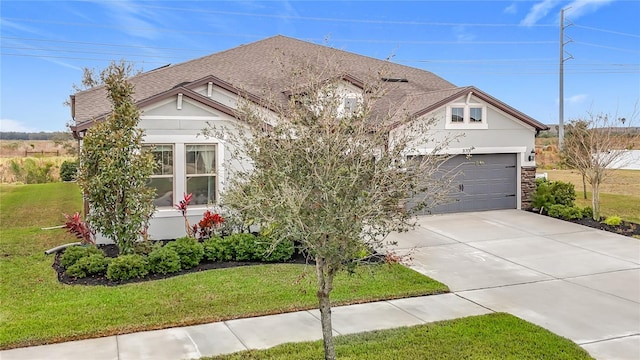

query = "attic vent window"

[{"left": 381, "top": 77, "right": 408, "bottom": 83}]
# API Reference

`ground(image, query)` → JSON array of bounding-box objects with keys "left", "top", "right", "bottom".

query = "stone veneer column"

[{"left": 521, "top": 167, "right": 537, "bottom": 210}]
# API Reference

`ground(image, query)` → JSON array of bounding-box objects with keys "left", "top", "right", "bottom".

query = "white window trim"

[
  {"left": 143, "top": 134, "right": 224, "bottom": 218},
  {"left": 445, "top": 104, "right": 488, "bottom": 130}
]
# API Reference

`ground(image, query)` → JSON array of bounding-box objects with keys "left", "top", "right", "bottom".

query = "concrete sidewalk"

[{"left": 1, "top": 293, "right": 491, "bottom": 360}]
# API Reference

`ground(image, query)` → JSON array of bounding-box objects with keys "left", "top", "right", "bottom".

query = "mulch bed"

[
  {"left": 53, "top": 244, "right": 314, "bottom": 287},
  {"left": 531, "top": 211, "right": 640, "bottom": 238},
  {"left": 566, "top": 217, "right": 640, "bottom": 237}
]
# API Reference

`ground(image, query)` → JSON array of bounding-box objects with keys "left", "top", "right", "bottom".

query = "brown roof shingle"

[{"left": 72, "top": 35, "right": 547, "bottom": 131}]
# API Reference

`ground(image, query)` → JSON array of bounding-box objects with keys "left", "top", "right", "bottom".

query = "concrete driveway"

[{"left": 387, "top": 209, "right": 640, "bottom": 360}]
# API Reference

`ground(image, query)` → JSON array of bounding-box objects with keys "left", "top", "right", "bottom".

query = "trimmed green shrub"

[
  {"left": 147, "top": 246, "right": 181, "bottom": 274},
  {"left": 547, "top": 205, "right": 584, "bottom": 220},
  {"left": 133, "top": 241, "right": 156, "bottom": 256},
  {"left": 581, "top": 206, "right": 593, "bottom": 220},
  {"left": 59, "top": 160, "right": 79, "bottom": 181},
  {"left": 203, "top": 236, "right": 235, "bottom": 261},
  {"left": 106, "top": 254, "right": 149, "bottom": 281},
  {"left": 547, "top": 204, "right": 565, "bottom": 219},
  {"left": 66, "top": 253, "right": 111, "bottom": 278},
  {"left": 60, "top": 245, "right": 102, "bottom": 268},
  {"left": 230, "top": 233, "right": 259, "bottom": 261},
  {"left": 603, "top": 216, "right": 622, "bottom": 226},
  {"left": 255, "top": 236, "right": 295, "bottom": 262},
  {"left": 532, "top": 179, "right": 576, "bottom": 211},
  {"left": 165, "top": 237, "right": 204, "bottom": 269},
  {"left": 550, "top": 181, "right": 576, "bottom": 207}
]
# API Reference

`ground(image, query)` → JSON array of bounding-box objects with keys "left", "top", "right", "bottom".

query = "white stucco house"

[{"left": 70, "top": 35, "right": 548, "bottom": 240}]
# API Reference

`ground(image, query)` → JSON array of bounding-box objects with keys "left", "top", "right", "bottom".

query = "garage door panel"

[{"left": 408, "top": 154, "right": 517, "bottom": 214}]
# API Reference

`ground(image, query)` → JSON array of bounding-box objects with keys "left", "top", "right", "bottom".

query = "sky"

[{"left": 1, "top": 0, "right": 639, "bottom": 132}]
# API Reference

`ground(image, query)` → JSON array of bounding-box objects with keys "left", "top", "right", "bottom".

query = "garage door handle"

[{"left": 458, "top": 184, "right": 464, "bottom": 192}]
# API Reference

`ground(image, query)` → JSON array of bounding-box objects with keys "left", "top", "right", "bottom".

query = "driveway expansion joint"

[{"left": 577, "top": 333, "right": 640, "bottom": 346}]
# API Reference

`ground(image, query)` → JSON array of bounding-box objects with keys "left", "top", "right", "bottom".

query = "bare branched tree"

[
  {"left": 562, "top": 112, "right": 639, "bottom": 220},
  {"left": 205, "top": 54, "right": 456, "bottom": 360}
]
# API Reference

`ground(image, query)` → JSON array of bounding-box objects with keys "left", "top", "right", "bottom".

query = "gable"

[{"left": 142, "top": 97, "right": 225, "bottom": 118}]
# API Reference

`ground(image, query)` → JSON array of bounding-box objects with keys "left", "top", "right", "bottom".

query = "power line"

[
  {"left": 134, "top": 4, "right": 557, "bottom": 28},
  {"left": 574, "top": 24, "right": 640, "bottom": 39},
  {"left": 575, "top": 41, "right": 640, "bottom": 54},
  {"left": 0, "top": 36, "right": 206, "bottom": 52},
  {"left": 1, "top": 46, "right": 187, "bottom": 59}
]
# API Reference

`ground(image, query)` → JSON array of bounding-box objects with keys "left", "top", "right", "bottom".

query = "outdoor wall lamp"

[{"left": 528, "top": 149, "right": 535, "bottom": 162}]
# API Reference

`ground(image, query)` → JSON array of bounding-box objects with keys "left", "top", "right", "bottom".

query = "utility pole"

[{"left": 559, "top": 8, "right": 573, "bottom": 150}]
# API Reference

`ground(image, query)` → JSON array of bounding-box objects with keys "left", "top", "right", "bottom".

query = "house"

[{"left": 70, "top": 35, "right": 548, "bottom": 240}]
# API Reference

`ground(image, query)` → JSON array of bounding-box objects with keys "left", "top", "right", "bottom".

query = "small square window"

[
  {"left": 470, "top": 107, "right": 483, "bottom": 122},
  {"left": 451, "top": 107, "right": 464, "bottom": 122}
]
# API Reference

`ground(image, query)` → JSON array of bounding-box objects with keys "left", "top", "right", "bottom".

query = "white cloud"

[
  {"left": 520, "top": 0, "right": 562, "bottom": 26},
  {"left": 567, "top": 94, "right": 589, "bottom": 104},
  {"left": 503, "top": 3, "right": 518, "bottom": 14},
  {"left": 565, "top": 0, "right": 615, "bottom": 20},
  {"left": 0, "top": 119, "right": 35, "bottom": 132},
  {"left": 453, "top": 26, "right": 476, "bottom": 42}
]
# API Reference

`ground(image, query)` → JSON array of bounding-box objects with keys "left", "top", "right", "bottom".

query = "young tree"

[
  {"left": 208, "top": 57, "right": 454, "bottom": 360},
  {"left": 562, "top": 113, "right": 639, "bottom": 220},
  {"left": 77, "top": 62, "right": 155, "bottom": 254}
]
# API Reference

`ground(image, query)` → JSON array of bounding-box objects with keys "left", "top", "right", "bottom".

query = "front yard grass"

[
  {"left": 0, "top": 183, "right": 448, "bottom": 349},
  {"left": 546, "top": 169, "right": 640, "bottom": 223},
  {"left": 209, "top": 313, "right": 593, "bottom": 360}
]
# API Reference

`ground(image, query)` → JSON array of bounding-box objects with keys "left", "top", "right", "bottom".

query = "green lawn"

[
  {"left": 0, "top": 183, "right": 448, "bottom": 349},
  {"left": 574, "top": 192, "right": 640, "bottom": 224},
  {"left": 209, "top": 313, "right": 593, "bottom": 360}
]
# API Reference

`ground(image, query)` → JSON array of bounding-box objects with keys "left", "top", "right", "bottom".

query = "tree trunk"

[
  {"left": 582, "top": 173, "right": 587, "bottom": 200},
  {"left": 316, "top": 256, "right": 337, "bottom": 360},
  {"left": 591, "top": 181, "right": 600, "bottom": 221}
]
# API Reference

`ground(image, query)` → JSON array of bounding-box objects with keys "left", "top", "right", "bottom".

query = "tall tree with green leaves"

[
  {"left": 77, "top": 62, "right": 155, "bottom": 254},
  {"left": 207, "top": 56, "right": 454, "bottom": 360}
]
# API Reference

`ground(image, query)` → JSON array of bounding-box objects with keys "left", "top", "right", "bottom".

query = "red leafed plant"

[
  {"left": 175, "top": 193, "right": 194, "bottom": 237},
  {"left": 63, "top": 212, "right": 95, "bottom": 245},
  {"left": 196, "top": 210, "right": 224, "bottom": 240}
]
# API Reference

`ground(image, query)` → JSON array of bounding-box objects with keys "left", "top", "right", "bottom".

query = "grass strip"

[{"left": 210, "top": 313, "right": 593, "bottom": 360}]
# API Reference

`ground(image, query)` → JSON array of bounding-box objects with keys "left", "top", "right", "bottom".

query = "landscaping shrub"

[
  {"left": 59, "top": 160, "right": 78, "bottom": 181},
  {"left": 60, "top": 245, "right": 102, "bottom": 269},
  {"left": 106, "top": 254, "right": 149, "bottom": 281},
  {"left": 132, "top": 241, "right": 155, "bottom": 256},
  {"left": 230, "top": 233, "right": 260, "bottom": 261},
  {"left": 9, "top": 158, "right": 54, "bottom": 184},
  {"left": 550, "top": 181, "right": 576, "bottom": 207},
  {"left": 532, "top": 179, "right": 576, "bottom": 211},
  {"left": 581, "top": 206, "right": 593, "bottom": 220},
  {"left": 165, "top": 237, "right": 204, "bottom": 269},
  {"left": 547, "top": 205, "right": 584, "bottom": 220},
  {"left": 203, "top": 236, "right": 235, "bottom": 261},
  {"left": 255, "top": 236, "right": 295, "bottom": 262},
  {"left": 603, "top": 216, "right": 622, "bottom": 226},
  {"left": 66, "top": 253, "right": 111, "bottom": 278},
  {"left": 147, "top": 246, "right": 181, "bottom": 274}
]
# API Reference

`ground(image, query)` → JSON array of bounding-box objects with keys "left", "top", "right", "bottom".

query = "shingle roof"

[{"left": 72, "top": 35, "right": 547, "bottom": 131}]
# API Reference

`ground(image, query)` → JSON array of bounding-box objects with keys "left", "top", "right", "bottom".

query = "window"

[
  {"left": 470, "top": 107, "right": 483, "bottom": 122},
  {"left": 144, "top": 144, "right": 174, "bottom": 207},
  {"left": 186, "top": 144, "right": 217, "bottom": 205},
  {"left": 445, "top": 104, "right": 487, "bottom": 129},
  {"left": 451, "top": 107, "right": 464, "bottom": 122}
]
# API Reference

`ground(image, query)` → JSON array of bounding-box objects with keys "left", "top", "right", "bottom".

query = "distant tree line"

[{"left": 0, "top": 132, "right": 73, "bottom": 141}]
